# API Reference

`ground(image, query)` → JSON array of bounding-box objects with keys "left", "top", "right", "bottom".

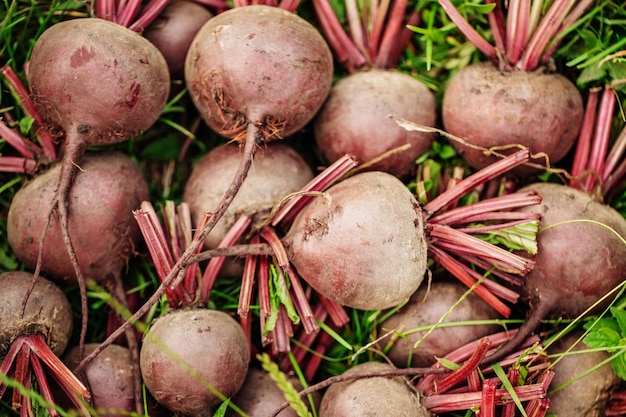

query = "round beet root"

[
  {"left": 442, "top": 62, "right": 583, "bottom": 172},
  {"left": 183, "top": 142, "right": 314, "bottom": 250},
  {"left": 487, "top": 182, "right": 626, "bottom": 362},
  {"left": 62, "top": 344, "right": 136, "bottom": 417},
  {"left": 28, "top": 18, "right": 170, "bottom": 148},
  {"left": 379, "top": 280, "right": 500, "bottom": 367},
  {"left": 319, "top": 362, "right": 429, "bottom": 417},
  {"left": 140, "top": 308, "right": 250, "bottom": 416},
  {"left": 282, "top": 171, "right": 428, "bottom": 310},
  {"left": 548, "top": 331, "right": 620, "bottom": 417},
  {"left": 185, "top": 5, "right": 333, "bottom": 140},
  {"left": 144, "top": 0, "right": 213, "bottom": 75},
  {"left": 314, "top": 69, "right": 436, "bottom": 179},
  {"left": 0, "top": 271, "right": 72, "bottom": 358},
  {"left": 7, "top": 152, "right": 150, "bottom": 285},
  {"left": 226, "top": 367, "right": 320, "bottom": 417}
]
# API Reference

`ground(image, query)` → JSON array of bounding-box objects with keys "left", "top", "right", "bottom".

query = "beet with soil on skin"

[
  {"left": 282, "top": 171, "right": 428, "bottom": 310},
  {"left": 442, "top": 63, "right": 583, "bottom": 171},
  {"left": 0, "top": 271, "right": 73, "bottom": 358},
  {"left": 140, "top": 308, "right": 250, "bottom": 416},
  {"left": 7, "top": 151, "right": 150, "bottom": 285},
  {"left": 378, "top": 280, "right": 501, "bottom": 368},
  {"left": 319, "top": 361, "right": 430, "bottom": 417},
  {"left": 486, "top": 182, "right": 626, "bottom": 363},
  {"left": 185, "top": 4, "right": 333, "bottom": 141}
]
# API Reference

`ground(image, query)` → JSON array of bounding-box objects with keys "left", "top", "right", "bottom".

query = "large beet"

[
  {"left": 185, "top": 5, "right": 333, "bottom": 140},
  {"left": 442, "top": 62, "right": 583, "bottom": 172},
  {"left": 140, "top": 308, "right": 250, "bottom": 416},
  {"left": 487, "top": 182, "right": 626, "bottom": 362},
  {"left": 282, "top": 171, "right": 428, "bottom": 310},
  {"left": 7, "top": 152, "right": 150, "bottom": 285},
  {"left": 28, "top": 18, "right": 170, "bottom": 149}
]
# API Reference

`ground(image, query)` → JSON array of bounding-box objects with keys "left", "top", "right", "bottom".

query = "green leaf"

[
  {"left": 611, "top": 346, "right": 626, "bottom": 380},
  {"left": 612, "top": 307, "right": 626, "bottom": 336},
  {"left": 476, "top": 221, "right": 540, "bottom": 254},
  {"left": 212, "top": 399, "right": 230, "bottom": 417},
  {"left": 17, "top": 116, "right": 34, "bottom": 135},
  {"left": 583, "top": 327, "right": 622, "bottom": 349},
  {"left": 139, "top": 134, "right": 181, "bottom": 161},
  {"left": 583, "top": 317, "right": 620, "bottom": 333}
]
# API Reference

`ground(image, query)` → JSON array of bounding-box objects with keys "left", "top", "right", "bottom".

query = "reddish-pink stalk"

[
  {"left": 486, "top": 0, "right": 506, "bottom": 57},
  {"left": 0, "top": 335, "right": 91, "bottom": 415},
  {"left": 481, "top": 379, "right": 497, "bottom": 417},
  {"left": 270, "top": 154, "right": 358, "bottom": 227},
  {"left": 585, "top": 86, "right": 616, "bottom": 191},
  {"left": 424, "top": 337, "right": 492, "bottom": 395},
  {"left": 423, "top": 383, "right": 548, "bottom": 413},
  {"left": 428, "top": 246, "right": 512, "bottom": 317},
  {"left": 2, "top": 66, "right": 57, "bottom": 160},
  {"left": 539, "top": 0, "right": 596, "bottom": 66},
  {"left": 238, "top": 235, "right": 260, "bottom": 318},
  {"left": 505, "top": 0, "right": 529, "bottom": 65},
  {"left": 570, "top": 87, "right": 601, "bottom": 187},
  {"left": 428, "top": 191, "right": 541, "bottom": 225},
  {"left": 313, "top": 0, "right": 417, "bottom": 70},
  {"left": 258, "top": 254, "right": 272, "bottom": 345},
  {"left": 199, "top": 214, "right": 252, "bottom": 303},
  {"left": 280, "top": 302, "right": 328, "bottom": 371},
  {"left": 437, "top": 0, "right": 498, "bottom": 62},
  {"left": 517, "top": 0, "right": 576, "bottom": 70},
  {"left": 128, "top": 0, "right": 172, "bottom": 31},
  {"left": 311, "top": 0, "right": 367, "bottom": 71},
  {"left": 423, "top": 149, "right": 530, "bottom": 216}
]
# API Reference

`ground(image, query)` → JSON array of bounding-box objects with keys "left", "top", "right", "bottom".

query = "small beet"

[
  {"left": 61, "top": 344, "right": 136, "bottom": 417},
  {"left": 183, "top": 142, "right": 314, "bottom": 250},
  {"left": 226, "top": 367, "right": 320, "bottom": 417},
  {"left": 140, "top": 308, "right": 250, "bottom": 416},
  {"left": 0, "top": 271, "right": 72, "bottom": 358},
  {"left": 144, "top": 0, "right": 214, "bottom": 75},
  {"left": 314, "top": 69, "right": 436, "bottom": 179},
  {"left": 548, "top": 331, "right": 621, "bottom": 417}
]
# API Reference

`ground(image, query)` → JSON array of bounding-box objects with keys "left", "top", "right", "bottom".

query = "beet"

[
  {"left": 486, "top": 182, "right": 626, "bottom": 362},
  {"left": 282, "top": 171, "right": 428, "bottom": 310},
  {"left": 226, "top": 367, "right": 320, "bottom": 417},
  {"left": 318, "top": 361, "right": 430, "bottom": 417},
  {"left": 442, "top": 62, "right": 583, "bottom": 171},
  {"left": 144, "top": 0, "right": 214, "bottom": 75},
  {"left": 140, "top": 308, "right": 250, "bottom": 416},
  {"left": 184, "top": 142, "right": 314, "bottom": 251},
  {"left": 61, "top": 344, "right": 136, "bottom": 417},
  {"left": 0, "top": 271, "right": 72, "bottom": 357},
  {"left": 378, "top": 280, "right": 500, "bottom": 367},
  {"left": 185, "top": 5, "right": 332, "bottom": 141},
  {"left": 548, "top": 331, "right": 620, "bottom": 417},
  {"left": 7, "top": 152, "right": 150, "bottom": 285},
  {"left": 314, "top": 69, "right": 436, "bottom": 179}
]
